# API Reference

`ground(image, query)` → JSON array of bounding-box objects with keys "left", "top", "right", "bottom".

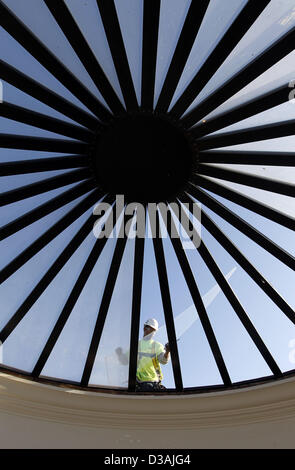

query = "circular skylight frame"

[{"left": 0, "top": 0, "right": 294, "bottom": 394}]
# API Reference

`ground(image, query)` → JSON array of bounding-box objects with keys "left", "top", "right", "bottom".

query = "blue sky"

[{"left": 0, "top": 0, "right": 294, "bottom": 390}]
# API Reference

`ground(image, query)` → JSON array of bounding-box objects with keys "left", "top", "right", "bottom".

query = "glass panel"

[
  {"left": 155, "top": 0, "right": 191, "bottom": 106},
  {"left": 161, "top": 211, "right": 223, "bottom": 387},
  {"left": 1, "top": 80, "right": 84, "bottom": 126},
  {"left": 114, "top": 0, "right": 143, "bottom": 105},
  {"left": 0, "top": 17, "right": 94, "bottom": 114},
  {"left": 182, "top": 0, "right": 295, "bottom": 117},
  {"left": 138, "top": 213, "right": 175, "bottom": 389},
  {"left": 199, "top": 208, "right": 295, "bottom": 373},
  {"left": 1, "top": 0, "right": 109, "bottom": 110},
  {"left": 0, "top": 206, "right": 92, "bottom": 332},
  {"left": 0, "top": 169, "right": 77, "bottom": 192},
  {"left": 64, "top": 0, "right": 125, "bottom": 107},
  {"left": 0, "top": 180, "right": 84, "bottom": 226},
  {"left": 88, "top": 235, "right": 135, "bottom": 388},
  {"left": 170, "top": 0, "right": 246, "bottom": 109},
  {"left": 0, "top": 115, "right": 74, "bottom": 140},
  {"left": 203, "top": 173, "right": 295, "bottom": 218},
  {"left": 204, "top": 189, "right": 295, "bottom": 256},
  {"left": 0, "top": 191, "right": 92, "bottom": 269},
  {"left": 1, "top": 230, "right": 96, "bottom": 372},
  {"left": 40, "top": 223, "right": 118, "bottom": 382}
]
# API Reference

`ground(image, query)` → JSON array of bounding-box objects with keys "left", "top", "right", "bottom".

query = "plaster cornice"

[{"left": 0, "top": 373, "right": 295, "bottom": 430}]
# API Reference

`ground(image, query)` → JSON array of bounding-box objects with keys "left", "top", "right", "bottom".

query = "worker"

[{"left": 116, "top": 318, "right": 170, "bottom": 392}]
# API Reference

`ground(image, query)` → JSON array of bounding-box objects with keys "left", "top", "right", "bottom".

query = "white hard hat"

[{"left": 144, "top": 318, "right": 159, "bottom": 331}]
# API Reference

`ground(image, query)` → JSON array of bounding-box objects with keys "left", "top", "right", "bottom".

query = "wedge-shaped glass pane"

[
  {"left": 0, "top": 207, "right": 92, "bottom": 331},
  {"left": 170, "top": 0, "right": 246, "bottom": 110},
  {"left": 1, "top": 231, "right": 96, "bottom": 372},
  {"left": 161, "top": 214, "right": 223, "bottom": 387},
  {"left": 182, "top": 0, "right": 295, "bottom": 117},
  {"left": 64, "top": 0, "right": 124, "bottom": 106},
  {"left": 139, "top": 215, "right": 175, "bottom": 390},
  {"left": 201, "top": 211, "right": 295, "bottom": 373},
  {"left": 40, "top": 235, "right": 117, "bottom": 382},
  {"left": 203, "top": 175, "right": 295, "bottom": 219},
  {"left": 0, "top": 169, "right": 77, "bottom": 192},
  {"left": 0, "top": 191, "right": 92, "bottom": 269},
  {"left": 88, "top": 236, "right": 135, "bottom": 388}
]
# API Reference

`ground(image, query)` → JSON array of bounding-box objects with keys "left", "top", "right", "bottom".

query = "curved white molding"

[{"left": 1, "top": 373, "right": 295, "bottom": 430}]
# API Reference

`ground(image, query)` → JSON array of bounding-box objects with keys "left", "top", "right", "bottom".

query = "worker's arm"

[{"left": 158, "top": 343, "right": 170, "bottom": 364}]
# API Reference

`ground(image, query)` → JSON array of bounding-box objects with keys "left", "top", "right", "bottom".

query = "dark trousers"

[{"left": 135, "top": 380, "right": 166, "bottom": 392}]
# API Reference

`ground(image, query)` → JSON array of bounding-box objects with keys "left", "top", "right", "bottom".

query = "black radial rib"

[
  {"left": 187, "top": 184, "right": 295, "bottom": 270},
  {"left": 0, "top": 134, "right": 89, "bottom": 153},
  {"left": 0, "top": 179, "right": 97, "bottom": 241},
  {"left": 198, "top": 151, "right": 295, "bottom": 167},
  {"left": 0, "top": 213, "right": 97, "bottom": 345},
  {"left": 141, "top": 0, "right": 161, "bottom": 111},
  {"left": 0, "top": 189, "right": 102, "bottom": 285},
  {"left": 175, "top": 200, "right": 282, "bottom": 378},
  {"left": 194, "top": 174, "right": 295, "bottom": 231},
  {"left": 0, "top": 155, "right": 89, "bottom": 176},
  {"left": 0, "top": 59, "right": 99, "bottom": 130},
  {"left": 81, "top": 212, "right": 129, "bottom": 387},
  {"left": 0, "top": 102, "right": 94, "bottom": 142},
  {"left": 159, "top": 205, "right": 231, "bottom": 386},
  {"left": 183, "top": 194, "right": 295, "bottom": 325},
  {"left": 0, "top": 0, "right": 111, "bottom": 121},
  {"left": 197, "top": 164, "right": 295, "bottom": 198},
  {"left": 0, "top": 168, "right": 92, "bottom": 207},
  {"left": 151, "top": 209, "right": 183, "bottom": 391},
  {"left": 96, "top": 0, "right": 138, "bottom": 111},
  {"left": 171, "top": 0, "right": 271, "bottom": 121},
  {"left": 44, "top": 0, "right": 124, "bottom": 115},
  {"left": 32, "top": 197, "right": 118, "bottom": 378},
  {"left": 128, "top": 207, "right": 146, "bottom": 392},
  {"left": 192, "top": 83, "right": 292, "bottom": 138},
  {"left": 155, "top": 0, "right": 210, "bottom": 113},
  {"left": 196, "top": 120, "right": 295, "bottom": 151},
  {"left": 177, "top": 25, "right": 295, "bottom": 126}
]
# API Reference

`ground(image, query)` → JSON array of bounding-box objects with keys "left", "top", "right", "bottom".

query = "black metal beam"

[
  {"left": 193, "top": 174, "right": 295, "bottom": 231},
  {"left": 44, "top": 0, "right": 124, "bottom": 115},
  {"left": 0, "top": 213, "right": 96, "bottom": 345},
  {"left": 0, "top": 155, "right": 89, "bottom": 176},
  {"left": 141, "top": 0, "right": 161, "bottom": 111},
  {"left": 0, "top": 168, "right": 92, "bottom": 207},
  {"left": 197, "top": 164, "right": 295, "bottom": 198},
  {"left": 151, "top": 209, "right": 183, "bottom": 391},
  {"left": 177, "top": 24, "right": 295, "bottom": 126},
  {"left": 0, "top": 59, "right": 99, "bottom": 131},
  {"left": 187, "top": 183, "right": 295, "bottom": 270},
  {"left": 0, "top": 189, "right": 102, "bottom": 284},
  {"left": 0, "top": 0, "right": 111, "bottom": 122},
  {"left": 160, "top": 205, "right": 232, "bottom": 386},
  {"left": 198, "top": 150, "right": 295, "bottom": 167},
  {"left": 32, "top": 198, "right": 118, "bottom": 378},
  {"left": 155, "top": 0, "right": 210, "bottom": 114},
  {"left": 0, "top": 134, "right": 89, "bottom": 153},
  {"left": 0, "top": 178, "right": 97, "bottom": 241},
  {"left": 182, "top": 195, "right": 295, "bottom": 325},
  {"left": 81, "top": 213, "right": 129, "bottom": 387},
  {"left": 196, "top": 120, "right": 295, "bottom": 151},
  {"left": 0, "top": 102, "right": 94, "bottom": 142},
  {"left": 128, "top": 207, "right": 146, "bottom": 392},
  {"left": 171, "top": 0, "right": 270, "bottom": 120},
  {"left": 96, "top": 0, "right": 138, "bottom": 112},
  {"left": 192, "top": 83, "right": 291, "bottom": 138}
]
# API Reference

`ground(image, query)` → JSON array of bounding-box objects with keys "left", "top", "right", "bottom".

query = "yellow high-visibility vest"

[{"left": 136, "top": 338, "right": 165, "bottom": 382}]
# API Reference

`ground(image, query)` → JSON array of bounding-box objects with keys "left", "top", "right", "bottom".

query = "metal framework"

[{"left": 0, "top": 0, "right": 294, "bottom": 394}]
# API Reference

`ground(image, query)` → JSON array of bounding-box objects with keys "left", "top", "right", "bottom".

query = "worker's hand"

[
  {"left": 165, "top": 342, "right": 170, "bottom": 353},
  {"left": 115, "top": 347, "right": 123, "bottom": 355}
]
